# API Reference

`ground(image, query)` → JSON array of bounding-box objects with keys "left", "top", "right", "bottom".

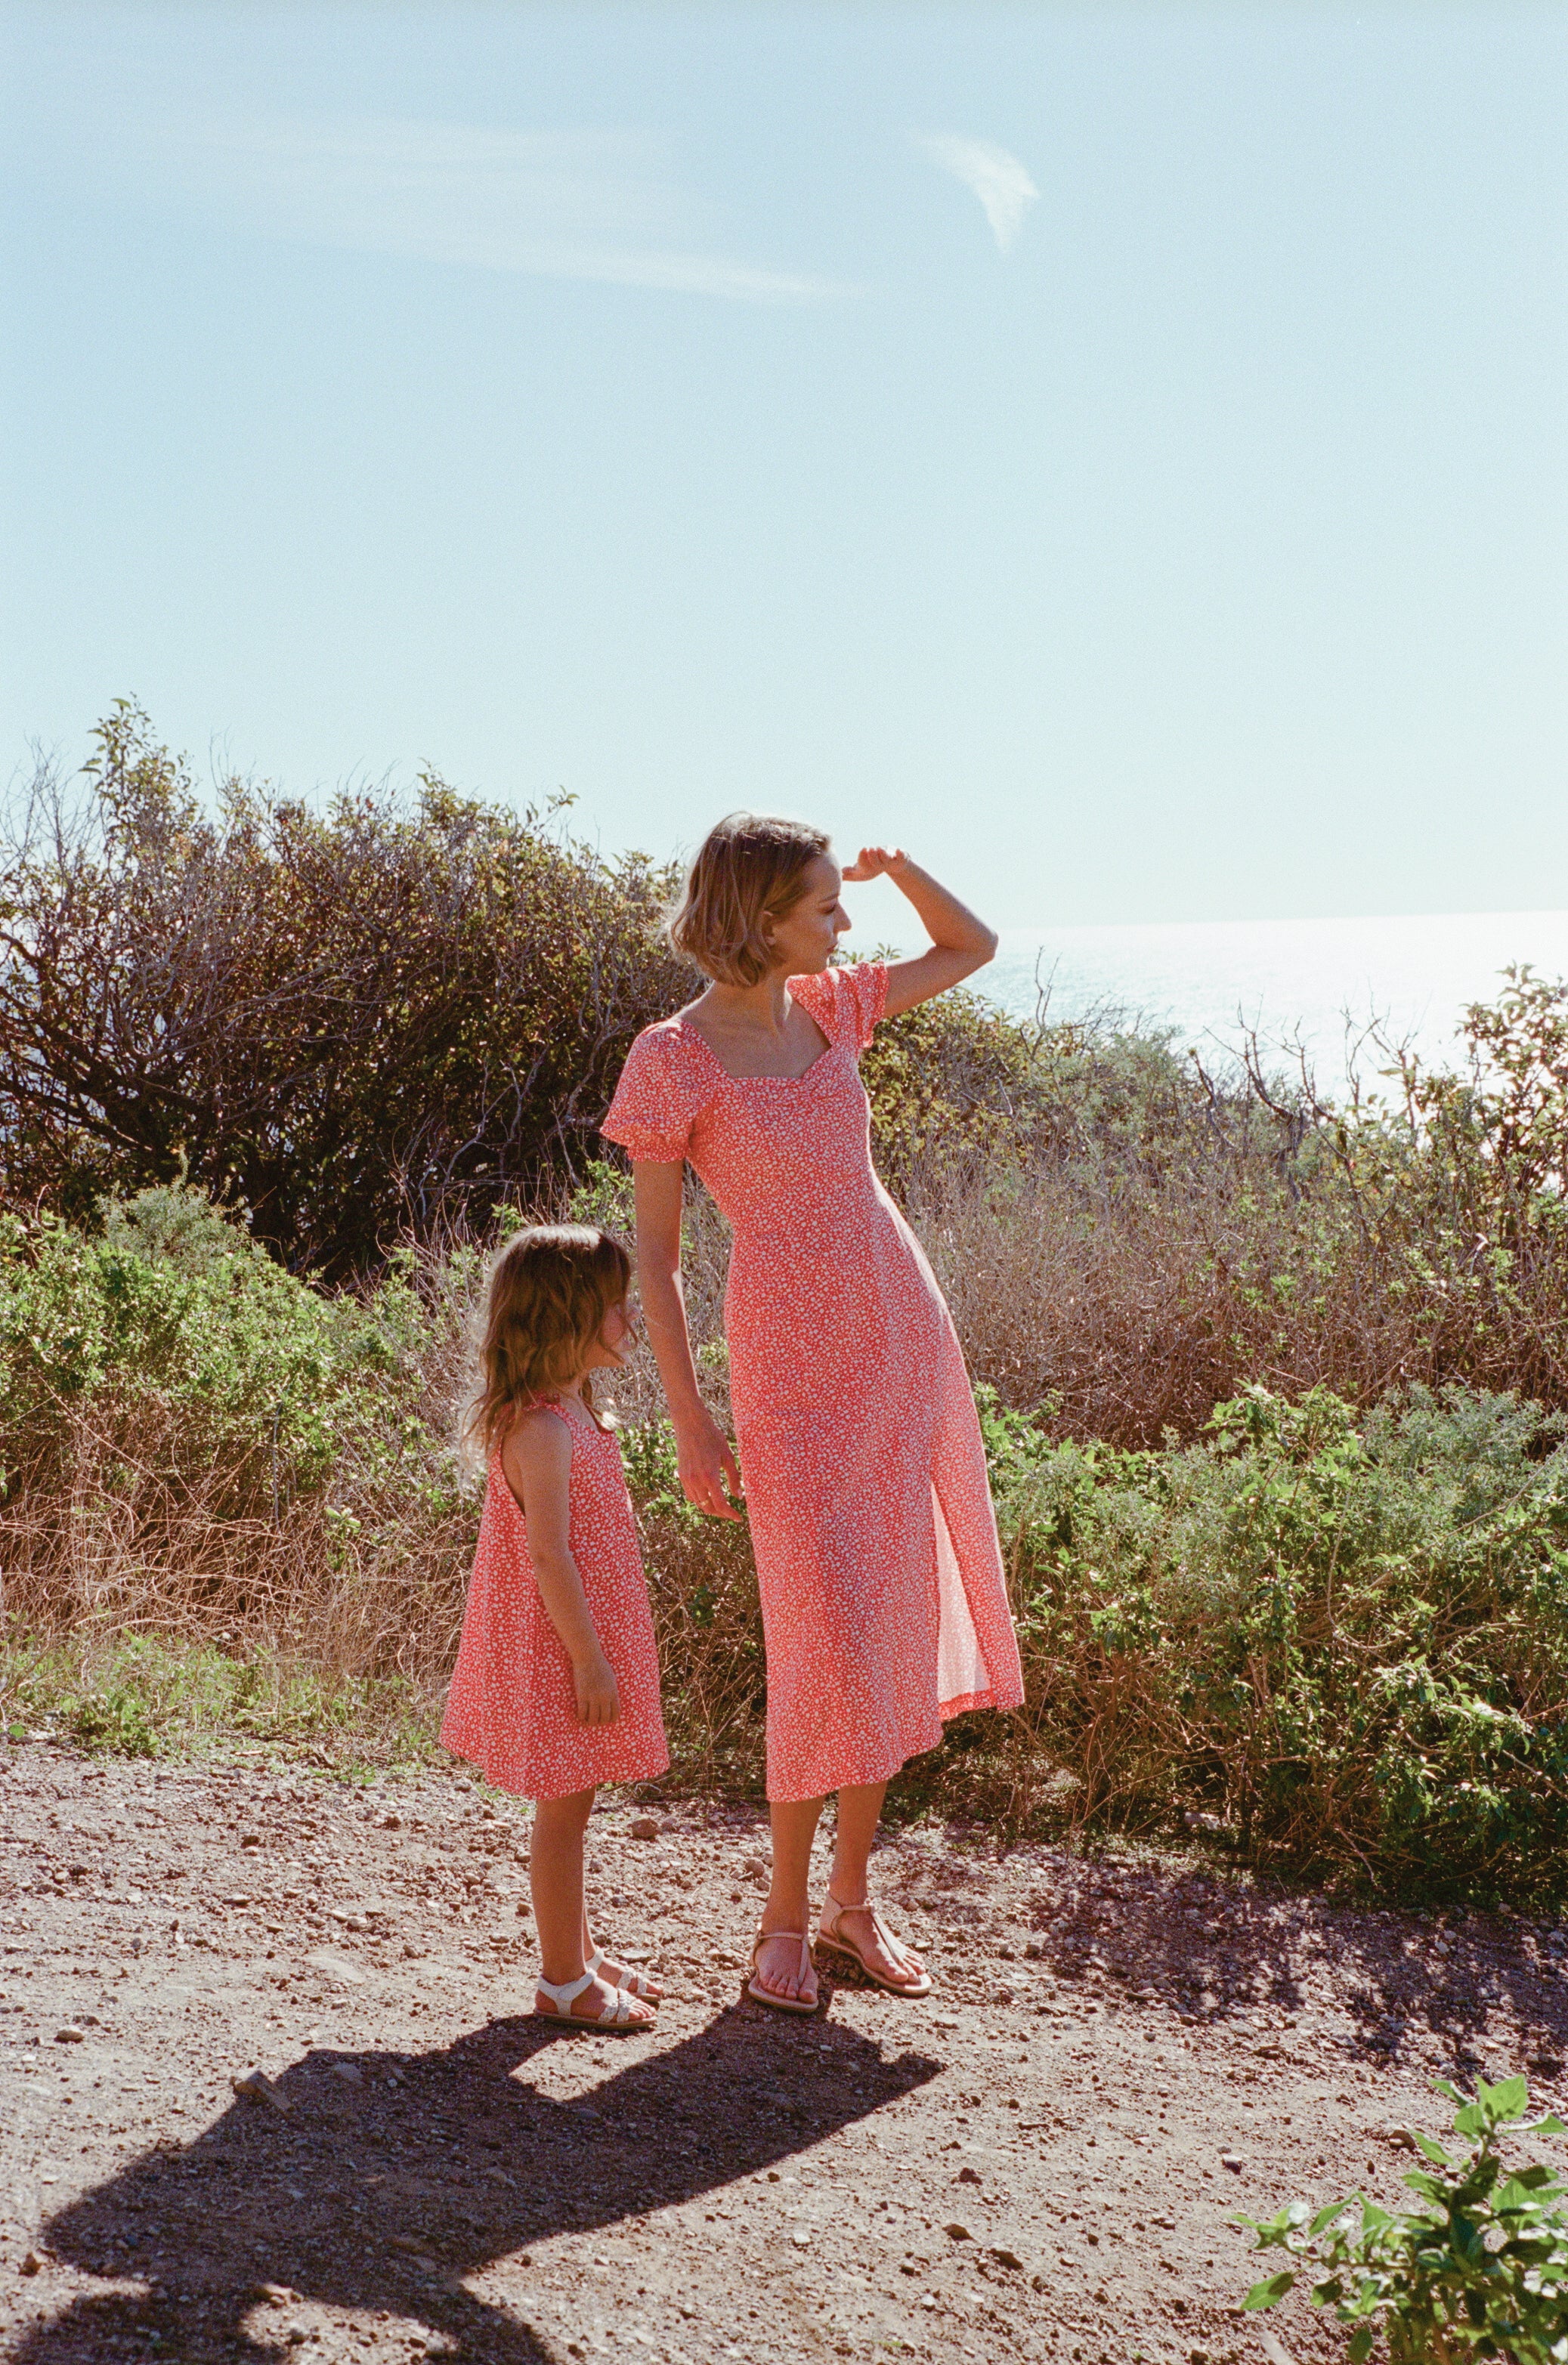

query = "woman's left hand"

[{"left": 841, "top": 844, "right": 910, "bottom": 883}]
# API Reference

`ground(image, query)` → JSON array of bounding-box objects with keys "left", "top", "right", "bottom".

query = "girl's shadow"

[{"left": 19, "top": 2004, "right": 938, "bottom": 2363}]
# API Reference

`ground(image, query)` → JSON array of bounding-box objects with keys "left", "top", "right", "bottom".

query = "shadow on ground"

[
  {"left": 883, "top": 1845, "right": 1568, "bottom": 2075},
  {"left": 20, "top": 2001, "right": 938, "bottom": 2363}
]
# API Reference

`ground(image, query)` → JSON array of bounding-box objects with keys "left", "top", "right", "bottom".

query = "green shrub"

[
  {"left": 0, "top": 705, "right": 688, "bottom": 1273},
  {"left": 991, "top": 1383, "right": 1568, "bottom": 1904},
  {"left": 1240, "top": 2075, "right": 1568, "bottom": 2363}
]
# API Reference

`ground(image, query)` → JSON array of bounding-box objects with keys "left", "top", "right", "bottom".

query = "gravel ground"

[{"left": 2, "top": 1743, "right": 1566, "bottom": 2365}]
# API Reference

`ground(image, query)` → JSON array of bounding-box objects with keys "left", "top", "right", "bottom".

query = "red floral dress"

[
  {"left": 602, "top": 960, "right": 1023, "bottom": 1801},
  {"left": 440, "top": 1397, "right": 669, "bottom": 1801}
]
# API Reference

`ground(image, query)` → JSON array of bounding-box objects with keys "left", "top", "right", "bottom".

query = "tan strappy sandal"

[
  {"left": 815, "top": 1894, "right": 932, "bottom": 1997},
  {"left": 745, "top": 1927, "right": 820, "bottom": 2015}
]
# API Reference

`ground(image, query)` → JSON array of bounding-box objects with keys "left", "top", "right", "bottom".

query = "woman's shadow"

[{"left": 19, "top": 2005, "right": 938, "bottom": 2364}]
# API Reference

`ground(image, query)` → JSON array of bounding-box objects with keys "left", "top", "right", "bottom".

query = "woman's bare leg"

[
  {"left": 754, "top": 1793, "right": 824, "bottom": 2004},
  {"left": 826, "top": 1780, "right": 926, "bottom": 1986}
]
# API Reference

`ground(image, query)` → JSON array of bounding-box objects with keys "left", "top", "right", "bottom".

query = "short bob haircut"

[
  {"left": 465, "top": 1223, "right": 631, "bottom": 1457},
  {"left": 667, "top": 812, "right": 831, "bottom": 987}
]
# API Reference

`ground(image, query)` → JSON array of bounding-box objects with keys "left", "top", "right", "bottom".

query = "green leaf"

[
  {"left": 1489, "top": 2076, "right": 1529, "bottom": 2118},
  {"left": 1348, "top": 2332, "right": 1375, "bottom": 2364},
  {"left": 1242, "top": 2271, "right": 1296, "bottom": 2311}
]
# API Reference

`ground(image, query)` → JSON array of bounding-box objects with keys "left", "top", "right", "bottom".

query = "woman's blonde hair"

[
  {"left": 465, "top": 1223, "right": 631, "bottom": 1456},
  {"left": 668, "top": 812, "right": 831, "bottom": 986}
]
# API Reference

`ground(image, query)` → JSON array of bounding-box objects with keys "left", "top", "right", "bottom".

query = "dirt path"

[{"left": 2, "top": 1744, "right": 1565, "bottom": 2365}]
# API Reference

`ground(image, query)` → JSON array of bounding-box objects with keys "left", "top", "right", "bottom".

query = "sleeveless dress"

[
  {"left": 602, "top": 959, "right": 1024, "bottom": 1803},
  {"left": 440, "top": 1396, "right": 669, "bottom": 1801}
]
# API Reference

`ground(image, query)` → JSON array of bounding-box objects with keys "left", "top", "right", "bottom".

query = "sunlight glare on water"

[{"left": 939, "top": 913, "right": 1568, "bottom": 1096}]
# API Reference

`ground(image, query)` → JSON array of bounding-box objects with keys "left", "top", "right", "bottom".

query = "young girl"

[{"left": 440, "top": 1224, "right": 669, "bottom": 2031}]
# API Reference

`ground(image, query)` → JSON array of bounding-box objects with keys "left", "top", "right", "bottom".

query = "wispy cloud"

[
  {"left": 916, "top": 134, "right": 1039, "bottom": 254},
  {"left": 133, "top": 115, "right": 849, "bottom": 304}
]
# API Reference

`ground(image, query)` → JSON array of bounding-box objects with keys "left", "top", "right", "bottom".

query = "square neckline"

[{"left": 675, "top": 1000, "right": 837, "bottom": 1087}]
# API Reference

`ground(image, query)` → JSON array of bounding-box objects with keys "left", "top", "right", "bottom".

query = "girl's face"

[
  {"left": 759, "top": 852, "right": 849, "bottom": 977},
  {"left": 583, "top": 1297, "right": 637, "bottom": 1373}
]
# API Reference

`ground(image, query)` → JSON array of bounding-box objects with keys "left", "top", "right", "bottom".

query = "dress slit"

[{"left": 933, "top": 1482, "right": 989, "bottom": 1710}]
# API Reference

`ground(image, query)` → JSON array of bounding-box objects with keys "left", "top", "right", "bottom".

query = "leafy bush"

[
  {"left": 989, "top": 1383, "right": 1568, "bottom": 1904},
  {"left": 0, "top": 705, "right": 688, "bottom": 1272},
  {"left": 0, "top": 1183, "right": 475, "bottom": 1676},
  {"left": 1240, "top": 2074, "right": 1568, "bottom": 2363}
]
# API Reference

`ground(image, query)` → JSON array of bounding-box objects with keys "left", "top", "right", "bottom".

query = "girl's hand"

[
  {"left": 841, "top": 843, "right": 911, "bottom": 883},
  {"left": 573, "top": 1648, "right": 621, "bottom": 1727},
  {"left": 676, "top": 1411, "right": 744, "bottom": 1521}
]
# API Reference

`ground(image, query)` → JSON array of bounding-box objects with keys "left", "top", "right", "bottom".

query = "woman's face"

[{"left": 760, "top": 852, "right": 849, "bottom": 977}]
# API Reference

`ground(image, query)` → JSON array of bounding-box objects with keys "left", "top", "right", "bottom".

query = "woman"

[{"left": 602, "top": 813, "right": 1024, "bottom": 2011}]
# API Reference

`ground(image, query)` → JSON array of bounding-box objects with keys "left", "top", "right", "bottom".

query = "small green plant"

[{"left": 1239, "top": 2074, "right": 1568, "bottom": 2362}]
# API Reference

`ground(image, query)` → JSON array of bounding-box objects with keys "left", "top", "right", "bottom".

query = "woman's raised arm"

[
  {"left": 632, "top": 1161, "right": 744, "bottom": 1521},
  {"left": 841, "top": 846, "right": 998, "bottom": 1018}
]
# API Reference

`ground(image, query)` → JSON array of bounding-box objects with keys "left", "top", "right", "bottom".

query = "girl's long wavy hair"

[
  {"left": 465, "top": 1224, "right": 632, "bottom": 1457},
  {"left": 668, "top": 811, "right": 830, "bottom": 985}
]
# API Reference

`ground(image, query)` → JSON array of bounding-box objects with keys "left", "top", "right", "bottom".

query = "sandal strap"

[
  {"left": 824, "top": 1897, "right": 908, "bottom": 1966},
  {"left": 589, "top": 1946, "right": 654, "bottom": 1999},
  {"left": 752, "top": 1925, "right": 812, "bottom": 1974},
  {"left": 537, "top": 1968, "right": 597, "bottom": 2013}
]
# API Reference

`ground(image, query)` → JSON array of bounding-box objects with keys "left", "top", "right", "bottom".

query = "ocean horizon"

[{"left": 910, "top": 910, "right": 1568, "bottom": 1093}]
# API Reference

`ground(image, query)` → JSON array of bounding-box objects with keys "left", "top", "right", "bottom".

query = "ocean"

[{"left": 940, "top": 911, "right": 1568, "bottom": 1094}]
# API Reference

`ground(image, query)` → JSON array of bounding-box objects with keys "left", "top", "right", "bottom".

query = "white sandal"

[
  {"left": 745, "top": 1928, "right": 820, "bottom": 2016},
  {"left": 533, "top": 1969, "right": 651, "bottom": 2031},
  {"left": 587, "top": 1946, "right": 660, "bottom": 2002},
  {"left": 815, "top": 1894, "right": 932, "bottom": 1997}
]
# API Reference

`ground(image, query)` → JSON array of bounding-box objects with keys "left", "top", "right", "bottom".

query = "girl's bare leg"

[
  {"left": 530, "top": 1790, "right": 595, "bottom": 1986},
  {"left": 531, "top": 1789, "right": 654, "bottom": 2023},
  {"left": 827, "top": 1780, "right": 926, "bottom": 1985},
  {"left": 755, "top": 1793, "right": 825, "bottom": 2003}
]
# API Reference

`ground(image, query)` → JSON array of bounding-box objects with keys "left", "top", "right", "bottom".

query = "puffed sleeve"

[
  {"left": 601, "top": 1024, "right": 708, "bottom": 1164},
  {"left": 790, "top": 960, "right": 889, "bottom": 1054}
]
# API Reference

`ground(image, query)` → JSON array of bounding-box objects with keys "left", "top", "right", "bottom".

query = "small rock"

[
  {"left": 790, "top": 2230, "right": 812, "bottom": 2248},
  {"left": 232, "top": 2069, "right": 292, "bottom": 2117},
  {"left": 380, "top": 1813, "right": 402, "bottom": 1830},
  {"left": 1220, "top": 2153, "right": 1245, "bottom": 2172},
  {"left": 955, "top": 2165, "right": 982, "bottom": 2185},
  {"left": 330, "top": 2062, "right": 363, "bottom": 2086},
  {"left": 989, "top": 2247, "right": 1024, "bottom": 2271},
  {"left": 53, "top": 2026, "right": 85, "bottom": 2044},
  {"left": 943, "top": 2221, "right": 974, "bottom": 2242},
  {"left": 994, "top": 1986, "right": 1015, "bottom": 2005},
  {"left": 241, "top": 1834, "right": 263, "bottom": 1849},
  {"left": 629, "top": 1816, "right": 661, "bottom": 1841},
  {"left": 19, "top": 2251, "right": 42, "bottom": 2277}
]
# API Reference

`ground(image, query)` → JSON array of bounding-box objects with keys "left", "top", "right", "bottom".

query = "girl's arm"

[
  {"left": 500, "top": 1411, "right": 620, "bottom": 1725},
  {"left": 632, "top": 1161, "right": 744, "bottom": 1521},
  {"left": 841, "top": 846, "right": 998, "bottom": 1018}
]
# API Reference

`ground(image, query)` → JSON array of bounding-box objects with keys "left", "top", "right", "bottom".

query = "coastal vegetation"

[{"left": 3, "top": 710, "right": 1567, "bottom": 1912}]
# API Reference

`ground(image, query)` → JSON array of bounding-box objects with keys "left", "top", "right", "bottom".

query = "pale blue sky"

[{"left": 2, "top": 2, "right": 1564, "bottom": 928}]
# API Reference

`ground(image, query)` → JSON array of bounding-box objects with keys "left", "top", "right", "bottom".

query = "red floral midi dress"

[
  {"left": 602, "top": 959, "right": 1024, "bottom": 1803},
  {"left": 440, "top": 1397, "right": 670, "bottom": 1801}
]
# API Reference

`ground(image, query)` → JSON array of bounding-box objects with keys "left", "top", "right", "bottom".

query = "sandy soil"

[{"left": 2, "top": 1743, "right": 1566, "bottom": 2365}]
